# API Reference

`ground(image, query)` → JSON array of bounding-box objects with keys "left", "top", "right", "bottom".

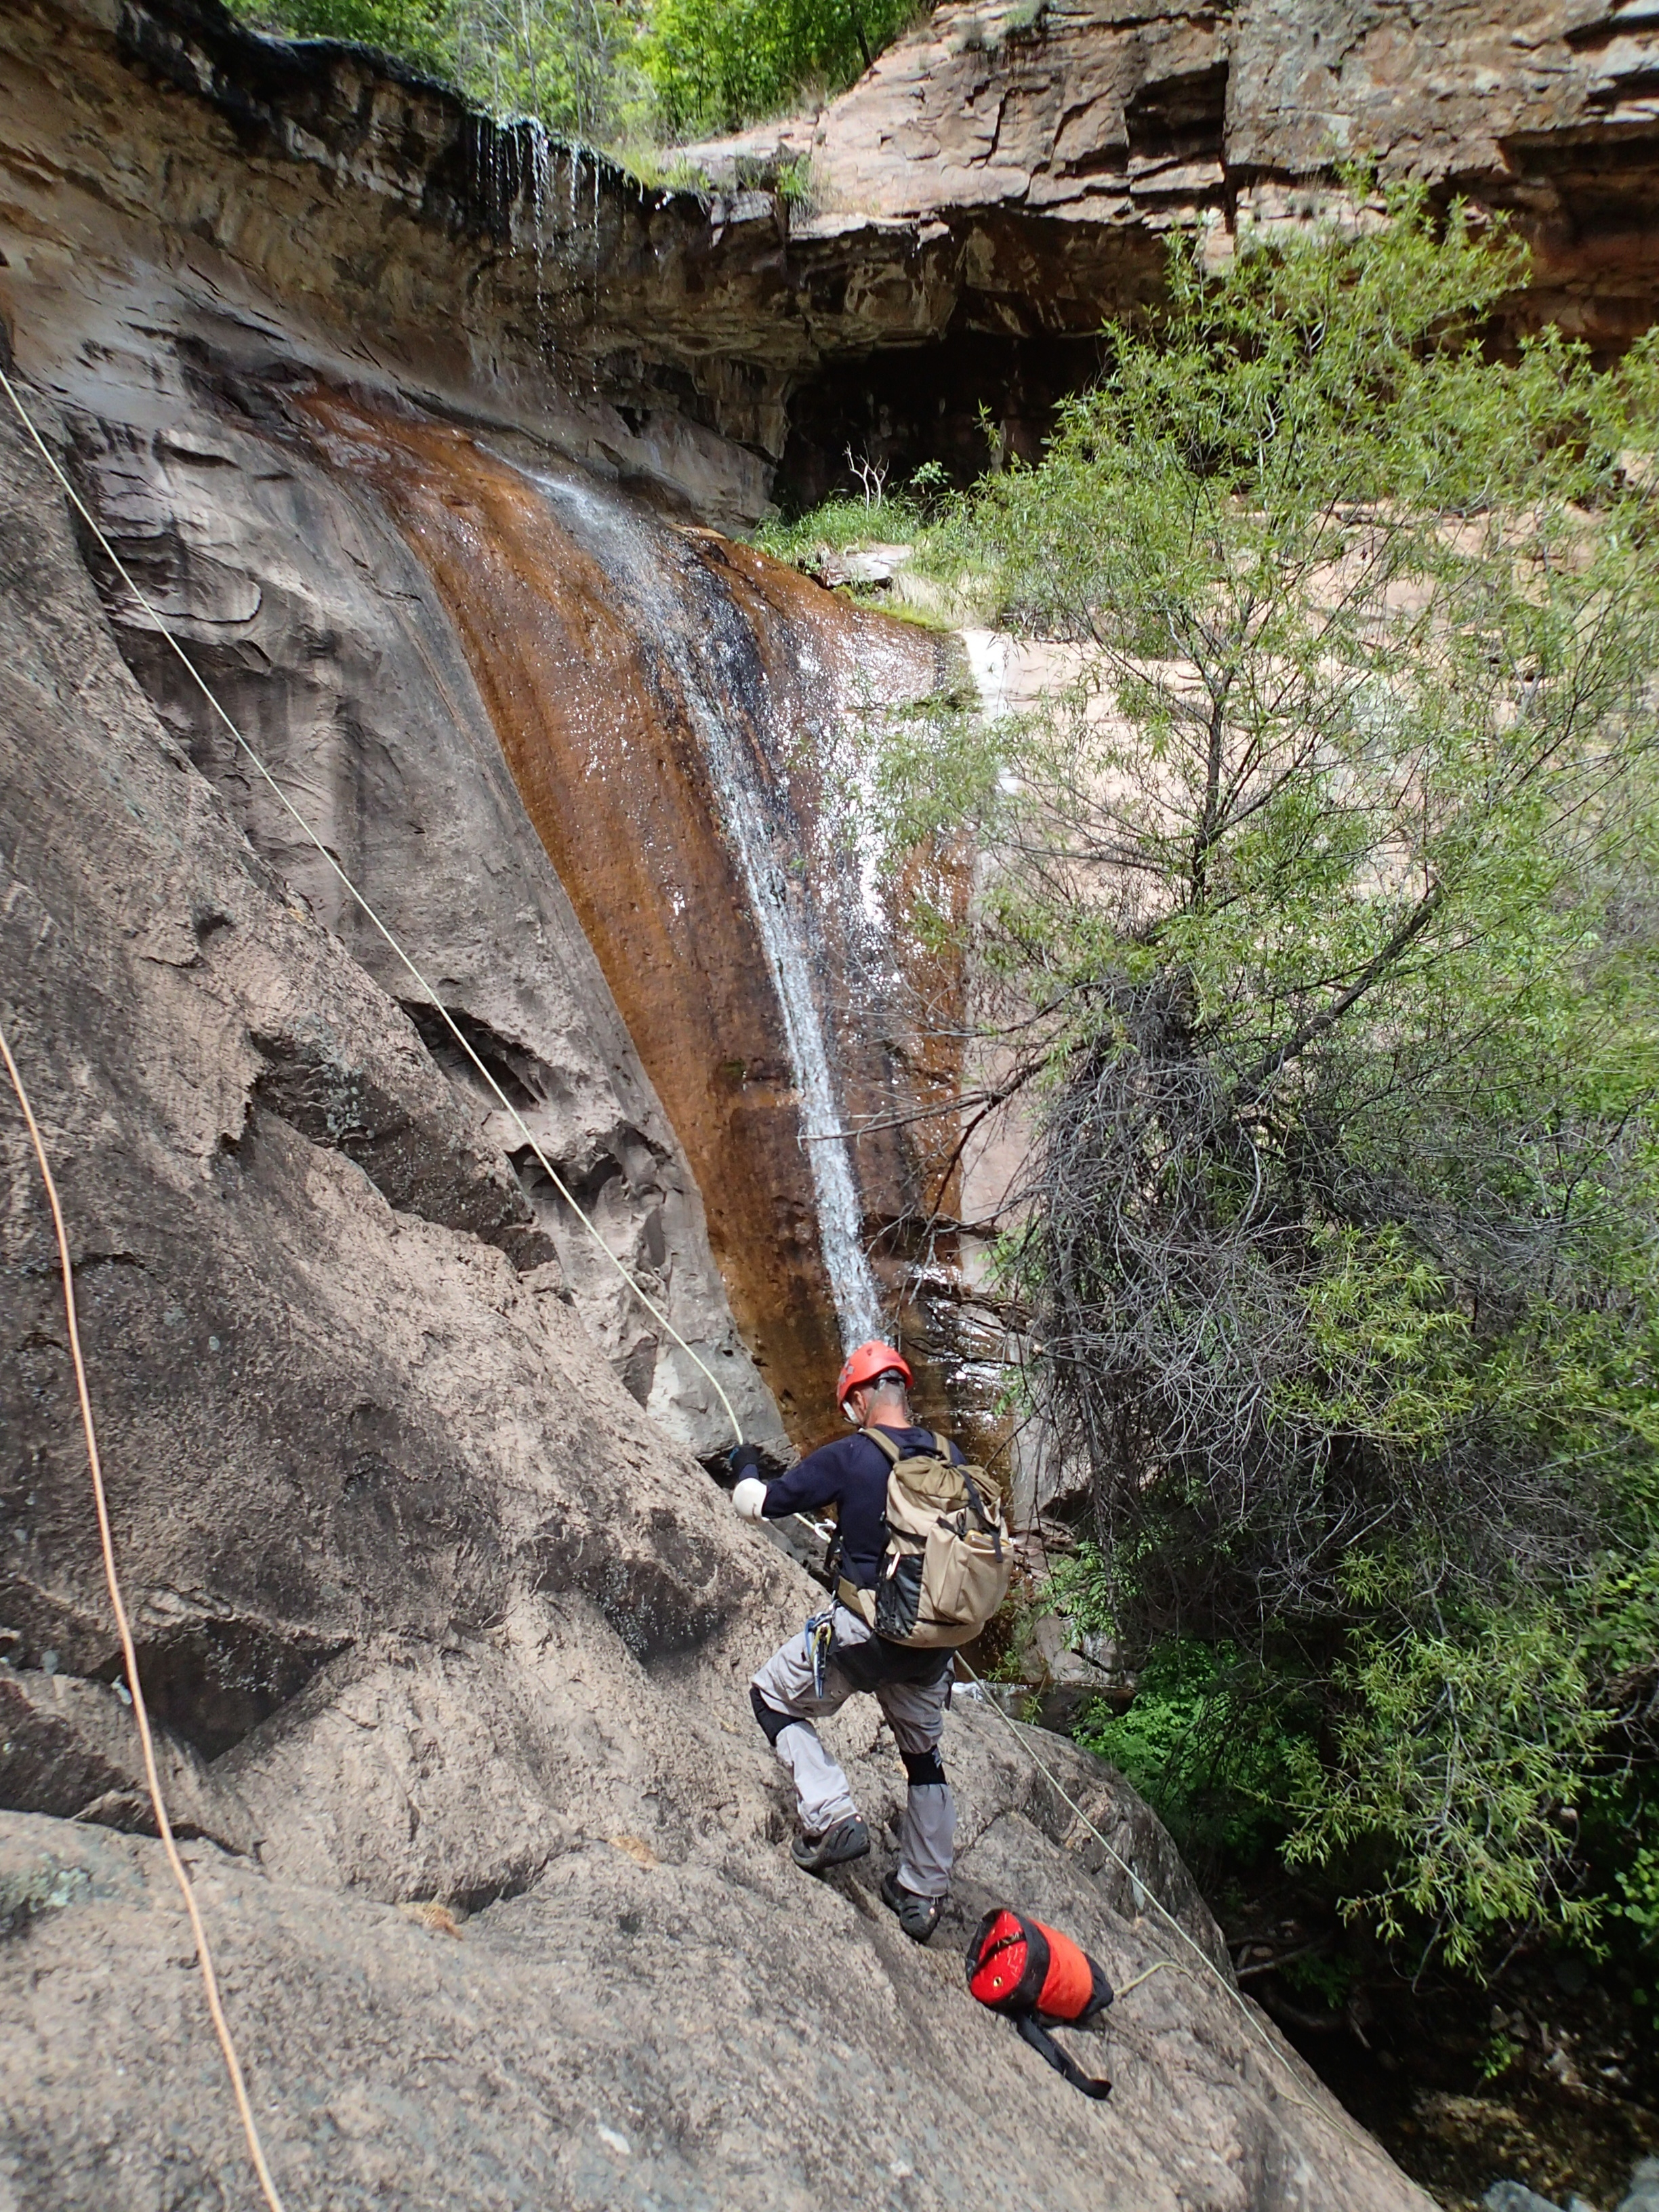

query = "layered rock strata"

[
  {"left": 6, "top": 0, "right": 1657, "bottom": 536},
  {"left": 287, "top": 388, "right": 958, "bottom": 1424},
  {"left": 703, "top": 0, "right": 1659, "bottom": 489},
  {"left": 60, "top": 382, "right": 792, "bottom": 1457},
  {"left": 0, "top": 2, "right": 1644, "bottom": 2196},
  {"left": 1, "top": 0, "right": 985, "bottom": 1439}
]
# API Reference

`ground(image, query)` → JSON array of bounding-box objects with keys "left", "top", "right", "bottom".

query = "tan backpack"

[{"left": 837, "top": 1429, "right": 1015, "bottom": 1650}]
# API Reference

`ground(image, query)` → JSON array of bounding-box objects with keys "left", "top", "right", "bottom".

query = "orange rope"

[{"left": 0, "top": 1015, "right": 289, "bottom": 2212}]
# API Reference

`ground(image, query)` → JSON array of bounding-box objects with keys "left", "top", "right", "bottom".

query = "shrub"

[{"left": 894, "top": 180, "right": 1659, "bottom": 1973}]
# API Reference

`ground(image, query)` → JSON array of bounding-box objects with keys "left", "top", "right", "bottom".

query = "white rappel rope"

[{"left": 0, "top": 364, "right": 743, "bottom": 1449}]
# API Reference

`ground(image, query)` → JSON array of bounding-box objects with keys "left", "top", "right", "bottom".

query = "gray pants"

[{"left": 751, "top": 1603, "right": 956, "bottom": 1899}]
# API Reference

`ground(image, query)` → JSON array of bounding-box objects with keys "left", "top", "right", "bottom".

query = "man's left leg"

[
  {"left": 875, "top": 1664, "right": 954, "bottom": 1942},
  {"left": 750, "top": 1625, "right": 869, "bottom": 1871}
]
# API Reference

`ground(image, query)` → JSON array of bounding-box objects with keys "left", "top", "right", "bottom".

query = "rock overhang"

[{"left": 7, "top": 0, "right": 1655, "bottom": 535}]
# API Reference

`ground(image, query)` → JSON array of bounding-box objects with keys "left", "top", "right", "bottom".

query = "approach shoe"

[
  {"left": 790, "top": 1815, "right": 870, "bottom": 1874},
  {"left": 880, "top": 1870, "right": 944, "bottom": 1944}
]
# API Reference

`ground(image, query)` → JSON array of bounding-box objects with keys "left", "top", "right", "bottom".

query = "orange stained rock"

[{"left": 295, "top": 388, "right": 956, "bottom": 1437}]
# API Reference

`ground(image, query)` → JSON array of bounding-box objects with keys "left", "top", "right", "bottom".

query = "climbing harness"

[
  {"left": 0, "top": 364, "right": 745, "bottom": 1458},
  {"left": 0, "top": 1020, "right": 289, "bottom": 2212},
  {"left": 775, "top": 1509, "right": 1368, "bottom": 2144}
]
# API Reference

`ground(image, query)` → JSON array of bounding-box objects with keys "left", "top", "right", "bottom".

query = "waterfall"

[
  {"left": 295, "top": 387, "right": 949, "bottom": 1419},
  {"left": 525, "top": 468, "right": 885, "bottom": 1351}
]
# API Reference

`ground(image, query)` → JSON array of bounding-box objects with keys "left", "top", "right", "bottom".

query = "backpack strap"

[
  {"left": 958, "top": 1467, "right": 1004, "bottom": 1561},
  {"left": 1015, "top": 2015, "right": 1112, "bottom": 2100},
  {"left": 863, "top": 1426, "right": 955, "bottom": 1465}
]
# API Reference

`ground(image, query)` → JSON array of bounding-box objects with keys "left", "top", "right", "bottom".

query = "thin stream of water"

[
  {"left": 524, "top": 466, "right": 884, "bottom": 1351},
  {"left": 459, "top": 139, "right": 889, "bottom": 1352}
]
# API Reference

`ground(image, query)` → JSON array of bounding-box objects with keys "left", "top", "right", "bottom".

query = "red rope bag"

[{"left": 966, "top": 1908, "right": 1114, "bottom": 2098}]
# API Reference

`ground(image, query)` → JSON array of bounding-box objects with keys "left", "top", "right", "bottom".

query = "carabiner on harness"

[{"left": 805, "top": 1609, "right": 836, "bottom": 1699}]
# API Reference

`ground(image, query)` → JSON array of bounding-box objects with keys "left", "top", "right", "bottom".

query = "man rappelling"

[{"left": 728, "top": 1340, "right": 1012, "bottom": 1944}]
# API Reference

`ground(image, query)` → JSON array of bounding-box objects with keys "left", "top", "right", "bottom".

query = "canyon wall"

[
  {"left": 697, "top": 0, "right": 1659, "bottom": 492},
  {"left": 0, "top": 390, "right": 1430, "bottom": 2212},
  {"left": 9, "top": 0, "right": 1656, "bottom": 534},
  {"left": 0, "top": 0, "right": 993, "bottom": 1443},
  {"left": 0, "top": 1, "right": 1653, "bottom": 2200}
]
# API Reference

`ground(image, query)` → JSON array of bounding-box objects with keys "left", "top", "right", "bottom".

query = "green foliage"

[
  {"left": 640, "top": 0, "right": 908, "bottom": 134},
  {"left": 1584, "top": 1767, "right": 1659, "bottom": 2029},
  {"left": 234, "top": 0, "right": 910, "bottom": 144},
  {"left": 774, "top": 152, "right": 817, "bottom": 203},
  {"left": 755, "top": 493, "right": 912, "bottom": 563},
  {"left": 1280, "top": 1948, "right": 1357, "bottom": 2007},
  {"left": 235, "top": 0, "right": 453, "bottom": 72},
  {"left": 1282, "top": 1610, "right": 1609, "bottom": 1965},
  {"left": 232, "top": 0, "right": 642, "bottom": 138},
  {"left": 1478, "top": 2030, "right": 1523, "bottom": 2082},
  {"left": 1073, "top": 1636, "right": 1311, "bottom": 1864},
  {"left": 890, "top": 181, "right": 1659, "bottom": 1975},
  {"left": 1616, "top": 1835, "right": 1659, "bottom": 1954}
]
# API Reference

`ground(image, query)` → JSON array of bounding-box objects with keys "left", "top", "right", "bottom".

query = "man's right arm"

[{"left": 731, "top": 1438, "right": 851, "bottom": 1521}]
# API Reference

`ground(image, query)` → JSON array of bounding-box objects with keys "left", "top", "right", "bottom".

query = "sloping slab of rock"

[{"left": 0, "top": 1801, "right": 1426, "bottom": 2211}]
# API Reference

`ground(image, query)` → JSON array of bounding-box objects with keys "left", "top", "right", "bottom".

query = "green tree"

[
  {"left": 905, "top": 187, "right": 1659, "bottom": 1969},
  {"left": 638, "top": 0, "right": 907, "bottom": 136},
  {"left": 230, "top": 0, "right": 642, "bottom": 140},
  {"left": 236, "top": 0, "right": 453, "bottom": 70},
  {"left": 232, "top": 0, "right": 909, "bottom": 144}
]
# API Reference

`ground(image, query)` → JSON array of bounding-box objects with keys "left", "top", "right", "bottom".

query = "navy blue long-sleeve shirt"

[{"left": 762, "top": 1424, "right": 965, "bottom": 1588}]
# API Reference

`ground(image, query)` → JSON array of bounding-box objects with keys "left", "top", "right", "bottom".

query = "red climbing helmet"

[{"left": 836, "top": 1338, "right": 913, "bottom": 1410}]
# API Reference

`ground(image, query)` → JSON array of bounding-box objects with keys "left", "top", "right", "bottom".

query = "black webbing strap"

[
  {"left": 958, "top": 1468, "right": 1004, "bottom": 1561},
  {"left": 1015, "top": 2015, "right": 1112, "bottom": 2101}
]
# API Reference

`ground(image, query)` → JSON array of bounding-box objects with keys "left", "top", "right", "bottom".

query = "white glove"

[{"left": 732, "top": 1477, "right": 769, "bottom": 1521}]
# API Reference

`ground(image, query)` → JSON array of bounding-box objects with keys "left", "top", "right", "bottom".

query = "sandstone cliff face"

[
  {"left": 0, "top": 403, "right": 1431, "bottom": 2209},
  {"left": 1, "top": 0, "right": 813, "bottom": 1454},
  {"left": 9, "top": 0, "right": 1656, "bottom": 538},
  {"left": 702, "top": 0, "right": 1659, "bottom": 487},
  {"left": 66, "top": 388, "right": 794, "bottom": 1457},
  {"left": 285, "top": 388, "right": 957, "bottom": 1425},
  {"left": 1, "top": 0, "right": 986, "bottom": 1441},
  {"left": 0, "top": 1, "right": 1645, "bottom": 2200}
]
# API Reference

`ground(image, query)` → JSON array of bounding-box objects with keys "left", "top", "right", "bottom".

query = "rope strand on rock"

[
  {"left": 0, "top": 363, "right": 744, "bottom": 1453},
  {"left": 0, "top": 1016, "right": 290, "bottom": 2212}
]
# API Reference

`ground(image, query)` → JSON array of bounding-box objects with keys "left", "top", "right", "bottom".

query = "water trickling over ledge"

[{"left": 525, "top": 466, "right": 886, "bottom": 1351}]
